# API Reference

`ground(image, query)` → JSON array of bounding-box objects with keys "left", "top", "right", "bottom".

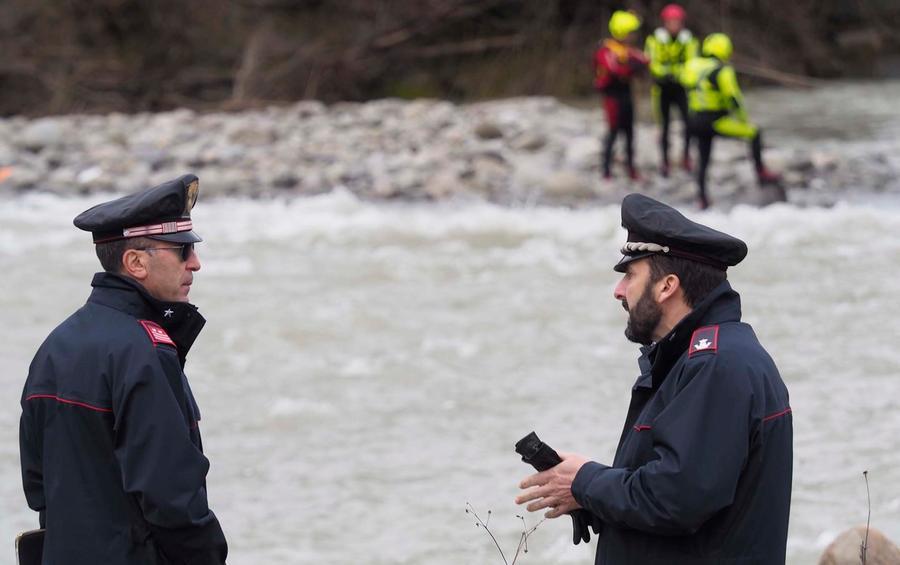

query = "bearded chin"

[
  {"left": 624, "top": 292, "right": 663, "bottom": 345},
  {"left": 625, "top": 318, "right": 654, "bottom": 345}
]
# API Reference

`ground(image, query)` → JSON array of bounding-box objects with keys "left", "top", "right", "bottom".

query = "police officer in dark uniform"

[
  {"left": 516, "top": 193, "right": 792, "bottom": 564},
  {"left": 19, "top": 174, "right": 228, "bottom": 565}
]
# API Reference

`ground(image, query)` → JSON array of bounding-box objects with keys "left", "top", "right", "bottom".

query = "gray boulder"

[
  {"left": 474, "top": 121, "right": 504, "bottom": 140},
  {"left": 18, "top": 118, "right": 67, "bottom": 152},
  {"left": 819, "top": 526, "right": 900, "bottom": 565}
]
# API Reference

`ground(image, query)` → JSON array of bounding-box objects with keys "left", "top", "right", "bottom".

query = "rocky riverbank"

[{"left": 1, "top": 96, "right": 896, "bottom": 208}]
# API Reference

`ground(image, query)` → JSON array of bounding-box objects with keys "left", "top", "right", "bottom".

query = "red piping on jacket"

[
  {"left": 763, "top": 407, "right": 792, "bottom": 422},
  {"left": 631, "top": 408, "right": 791, "bottom": 433},
  {"left": 26, "top": 394, "right": 113, "bottom": 414}
]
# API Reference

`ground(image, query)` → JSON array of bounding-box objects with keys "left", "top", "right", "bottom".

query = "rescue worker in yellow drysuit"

[
  {"left": 681, "top": 33, "right": 780, "bottom": 209},
  {"left": 644, "top": 3, "right": 698, "bottom": 177}
]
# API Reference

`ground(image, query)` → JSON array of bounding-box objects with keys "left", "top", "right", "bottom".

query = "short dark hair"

[
  {"left": 646, "top": 254, "right": 727, "bottom": 307},
  {"left": 95, "top": 237, "right": 153, "bottom": 273}
]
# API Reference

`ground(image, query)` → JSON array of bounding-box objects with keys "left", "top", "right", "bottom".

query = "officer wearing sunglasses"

[
  {"left": 18, "top": 174, "right": 227, "bottom": 565},
  {"left": 139, "top": 241, "right": 196, "bottom": 262}
]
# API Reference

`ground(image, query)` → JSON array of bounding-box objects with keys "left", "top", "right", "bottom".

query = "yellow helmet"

[
  {"left": 609, "top": 10, "right": 641, "bottom": 40},
  {"left": 702, "top": 33, "right": 733, "bottom": 61}
]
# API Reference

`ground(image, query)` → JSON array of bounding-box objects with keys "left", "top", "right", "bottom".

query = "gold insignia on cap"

[{"left": 184, "top": 179, "right": 199, "bottom": 214}]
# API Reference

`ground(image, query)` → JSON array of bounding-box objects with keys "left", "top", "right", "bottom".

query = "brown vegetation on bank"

[{"left": 0, "top": 0, "right": 897, "bottom": 116}]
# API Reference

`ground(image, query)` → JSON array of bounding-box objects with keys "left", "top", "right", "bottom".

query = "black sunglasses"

[{"left": 138, "top": 243, "right": 195, "bottom": 262}]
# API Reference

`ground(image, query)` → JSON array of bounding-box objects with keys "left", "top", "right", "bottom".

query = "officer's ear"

[
  {"left": 121, "top": 248, "right": 151, "bottom": 281},
  {"left": 655, "top": 273, "right": 682, "bottom": 304}
]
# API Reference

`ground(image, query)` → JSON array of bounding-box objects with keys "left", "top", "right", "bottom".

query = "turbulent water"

[{"left": 2, "top": 83, "right": 900, "bottom": 564}]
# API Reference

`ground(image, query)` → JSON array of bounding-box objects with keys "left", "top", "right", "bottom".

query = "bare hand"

[{"left": 515, "top": 452, "right": 590, "bottom": 519}]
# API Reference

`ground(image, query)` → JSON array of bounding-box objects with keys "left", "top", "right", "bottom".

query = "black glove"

[
  {"left": 515, "top": 432, "right": 602, "bottom": 545},
  {"left": 570, "top": 509, "right": 602, "bottom": 544}
]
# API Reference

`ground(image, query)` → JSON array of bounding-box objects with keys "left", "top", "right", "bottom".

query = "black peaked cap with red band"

[
  {"left": 74, "top": 174, "right": 202, "bottom": 244},
  {"left": 613, "top": 193, "right": 747, "bottom": 272}
]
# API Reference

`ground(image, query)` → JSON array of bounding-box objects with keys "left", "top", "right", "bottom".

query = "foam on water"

[{"left": 1, "top": 192, "right": 898, "bottom": 564}]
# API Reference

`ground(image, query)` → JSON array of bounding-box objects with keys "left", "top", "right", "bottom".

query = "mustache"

[{"left": 621, "top": 300, "right": 629, "bottom": 312}]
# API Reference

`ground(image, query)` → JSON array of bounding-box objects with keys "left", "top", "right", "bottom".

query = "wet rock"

[
  {"left": 272, "top": 172, "right": 299, "bottom": 190},
  {"left": 198, "top": 168, "right": 252, "bottom": 197},
  {"left": 424, "top": 170, "right": 460, "bottom": 199},
  {"left": 0, "top": 144, "right": 17, "bottom": 166},
  {"left": 7, "top": 165, "right": 43, "bottom": 190},
  {"left": 811, "top": 151, "right": 839, "bottom": 171},
  {"left": 18, "top": 119, "right": 66, "bottom": 152},
  {"left": 382, "top": 168, "right": 423, "bottom": 197},
  {"left": 542, "top": 171, "right": 592, "bottom": 198},
  {"left": 787, "top": 157, "right": 815, "bottom": 173},
  {"left": 296, "top": 170, "right": 328, "bottom": 195},
  {"left": 132, "top": 145, "right": 174, "bottom": 171},
  {"left": 474, "top": 121, "right": 504, "bottom": 140},
  {"left": 751, "top": 183, "right": 788, "bottom": 206},
  {"left": 228, "top": 127, "right": 277, "bottom": 146},
  {"left": 509, "top": 131, "right": 546, "bottom": 151},
  {"left": 76, "top": 166, "right": 104, "bottom": 185},
  {"left": 371, "top": 174, "right": 399, "bottom": 198},
  {"left": 467, "top": 154, "right": 509, "bottom": 194},
  {"left": 564, "top": 136, "right": 600, "bottom": 171},
  {"left": 764, "top": 152, "right": 792, "bottom": 174},
  {"left": 292, "top": 100, "right": 326, "bottom": 118}
]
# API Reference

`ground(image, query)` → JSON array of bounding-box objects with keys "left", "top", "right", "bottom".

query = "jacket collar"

[
  {"left": 635, "top": 281, "right": 742, "bottom": 388},
  {"left": 88, "top": 272, "right": 206, "bottom": 364},
  {"left": 632, "top": 344, "right": 655, "bottom": 390}
]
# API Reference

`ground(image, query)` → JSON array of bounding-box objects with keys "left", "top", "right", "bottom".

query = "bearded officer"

[
  {"left": 516, "top": 193, "right": 792, "bottom": 564},
  {"left": 19, "top": 174, "right": 228, "bottom": 564}
]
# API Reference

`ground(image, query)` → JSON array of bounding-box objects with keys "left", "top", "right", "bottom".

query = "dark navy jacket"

[
  {"left": 571, "top": 282, "right": 792, "bottom": 564},
  {"left": 19, "top": 272, "right": 227, "bottom": 565}
]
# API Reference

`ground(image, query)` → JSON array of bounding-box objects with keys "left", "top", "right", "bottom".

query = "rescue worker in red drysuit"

[{"left": 594, "top": 10, "right": 649, "bottom": 181}]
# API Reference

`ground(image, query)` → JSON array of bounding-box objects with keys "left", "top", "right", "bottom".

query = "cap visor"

[
  {"left": 613, "top": 252, "right": 655, "bottom": 272},
  {"left": 148, "top": 231, "right": 202, "bottom": 244}
]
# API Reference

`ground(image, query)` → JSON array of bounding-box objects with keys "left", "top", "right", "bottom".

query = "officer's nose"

[
  {"left": 187, "top": 249, "right": 201, "bottom": 272},
  {"left": 613, "top": 277, "right": 627, "bottom": 301}
]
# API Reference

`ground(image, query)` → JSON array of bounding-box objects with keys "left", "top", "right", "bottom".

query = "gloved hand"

[
  {"left": 515, "top": 432, "right": 602, "bottom": 545},
  {"left": 627, "top": 47, "right": 650, "bottom": 67},
  {"left": 570, "top": 509, "right": 602, "bottom": 545}
]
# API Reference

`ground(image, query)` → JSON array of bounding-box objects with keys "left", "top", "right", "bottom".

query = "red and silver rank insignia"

[
  {"left": 139, "top": 320, "right": 177, "bottom": 348},
  {"left": 689, "top": 325, "right": 719, "bottom": 357}
]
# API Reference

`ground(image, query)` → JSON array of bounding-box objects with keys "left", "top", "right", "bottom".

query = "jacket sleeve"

[
  {"left": 602, "top": 46, "right": 631, "bottom": 79},
  {"left": 645, "top": 36, "right": 666, "bottom": 80},
  {"left": 19, "top": 400, "right": 46, "bottom": 527},
  {"left": 111, "top": 342, "right": 227, "bottom": 564},
  {"left": 682, "top": 57, "right": 712, "bottom": 92},
  {"left": 671, "top": 37, "right": 698, "bottom": 81},
  {"left": 718, "top": 66, "right": 748, "bottom": 120},
  {"left": 571, "top": 354, "right": 753, "bottom": 535},
  {"left": 593, "top": 47, "right": 602, "bottom": 76},
  {"left": 687, "top": 38, "right": 699, "bottom": 60}
]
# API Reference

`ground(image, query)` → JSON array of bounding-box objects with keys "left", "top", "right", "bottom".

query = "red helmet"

[{"left": 660, "top": 3, "right": 686, "bottom": 21}]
